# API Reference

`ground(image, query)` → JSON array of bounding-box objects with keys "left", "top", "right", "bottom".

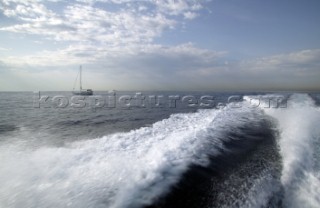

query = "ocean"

[{"left": 0, "top": 91, "right": 320, "bottom": 208}]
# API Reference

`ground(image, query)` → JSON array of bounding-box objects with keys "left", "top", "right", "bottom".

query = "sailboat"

[{"left": 72, "top": 65, "right": 93, "bottom": 95}]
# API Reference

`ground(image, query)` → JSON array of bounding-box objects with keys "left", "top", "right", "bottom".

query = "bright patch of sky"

[{"left": 0, "top": 0, "right": 319, "bottom": 91}]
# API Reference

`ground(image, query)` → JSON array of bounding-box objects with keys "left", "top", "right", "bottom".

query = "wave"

[
  {"left": 148, "top": 104, "right": 279, "bottom": 208},
  {"left": 0, "top": 124, "right": 18, "bottom": 134},
  {"left": 1, "top": 93, "right": 319, "bottom": 208},
  {"left": 0, "top": 99, "right": 270, "bottom": 208},
  {"left": 245, "top": 93, "right": 320, "bottom": 208}
]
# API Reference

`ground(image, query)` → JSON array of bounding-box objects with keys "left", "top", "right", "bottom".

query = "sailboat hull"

[
  {"left": 72, "top": 90, "right": 93, "bottom": 96},
  {"left": 72, "top": 66, "right": 93, "bottom": 96}
]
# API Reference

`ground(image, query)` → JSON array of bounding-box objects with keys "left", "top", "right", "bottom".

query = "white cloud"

[
  {"left": 0, "top": 0, "right": 210, "bottom": 69},
  {"left": 154, "top": 0, "right": 202, "bottom": 16},
  {"left": 0, "top": 0, "right": 205, "bottom": 46},
  {"left": 1, "top": 0, "right": 318, "bottom": 91},
  {"left": 1, "top": 46, "right": 320, "bottom": 91},
  {"left": 0, "top": 47, "right": 11, "bottom": 51},
  {"left": 183, "top": 11, "right": 198, "bottom": 19},
  {"left": 238, "top": 49, "right": 320, "bottom": 76},
  {"left": 0, "top": 42, "right": 225, "bottom": 67}
]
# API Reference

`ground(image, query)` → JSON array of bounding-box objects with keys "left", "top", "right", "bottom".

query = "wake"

[
  {"left": 0, "top": 100, "right": 266, "bottom": 208},
  {"left": 0, "top": 93, "right": 319, "bottom": 208},
  {"left": 245, "top": 93, "right": 320, "bottom": 208}
]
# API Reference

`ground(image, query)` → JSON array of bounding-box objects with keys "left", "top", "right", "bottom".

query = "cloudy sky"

[{"left": 0, "top": 0, "right": 319, "bottom": 91}]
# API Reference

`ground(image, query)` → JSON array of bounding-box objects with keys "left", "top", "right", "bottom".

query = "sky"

[{"left": 0, "top": 0, "right": 320, "bottom": 91}]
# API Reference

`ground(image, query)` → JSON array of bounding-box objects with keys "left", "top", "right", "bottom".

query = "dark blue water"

[
  {"left": 0, "top": 91, "right": 252, "bottom": 145},
  {"left": 0, "top": 91, "right": 320, "bottom": 208}
]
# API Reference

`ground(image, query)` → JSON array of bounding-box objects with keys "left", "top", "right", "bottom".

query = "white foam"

[
  {"left": 237, "top": 169, "right": 282, "bottom": 208},
  {"left": 243, "top": 94, "right": 287, "bottom": 109},
  {"left": 0, "top": 103, "right": 261, "bottom": 208},
  {"left": 253, "top": 93, "right": 320, "bottom": 208}
]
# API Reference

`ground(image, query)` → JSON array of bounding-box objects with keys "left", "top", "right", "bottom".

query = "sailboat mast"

[{"left": 80, "top": 65, "right": 82, "bottom": 90}]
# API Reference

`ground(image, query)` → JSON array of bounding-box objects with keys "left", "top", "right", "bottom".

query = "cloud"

[
  {"left": 0, "top": 47, "right": 11, "bottom": 51},
  {"left": 98, "top": 47, "right": 320, "bottom": 91},
  {"left": 0, "top": 42, "right": 225, "bottom": 67},
  {"left": 0, "top": 0, "right": 210, "bottom": 68},
  {"left": 2, "top": 41, "right": 319, "bottom": 91},
  {"left": 0, "top": 0, "right": 319, "bottom": 91},
  {"left": 238, "top": 49, "right": 320, "bottom": 77},
  {"left": 0, "top": 42, "right": 228, "bottom": 90},
  {"left": 183, "top": 11, "right": 198, "bottom": 19},
  {"left": 191, "top": 49, "right": 320, "bottom": 90},
  {"left": 0, "top": 0, "right": 205, "bottom": 46}
]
